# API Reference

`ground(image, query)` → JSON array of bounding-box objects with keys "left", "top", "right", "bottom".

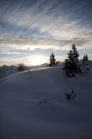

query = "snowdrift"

[{"left": 0, "top": 66, "right": 92, "bottom": 139}]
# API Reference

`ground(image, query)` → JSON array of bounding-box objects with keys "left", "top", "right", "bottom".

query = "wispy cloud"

[
  {"left": 0, "top": 29, "right": 91, "bottom": 54},
  {"left": 0, "top": 0, "right": 92, "bottom": 54}
]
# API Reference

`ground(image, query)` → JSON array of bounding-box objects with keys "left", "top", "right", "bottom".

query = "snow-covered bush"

[
  {"left": 17, "top": 63, "right": 26, "bottom": 72},
  {"left": 64, "top": 90, "right": 77, "bottom": 101}
]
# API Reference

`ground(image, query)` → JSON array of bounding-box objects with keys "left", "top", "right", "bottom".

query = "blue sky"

[{"left": 0, "top": 0, "right": 92, "bottom": 66}]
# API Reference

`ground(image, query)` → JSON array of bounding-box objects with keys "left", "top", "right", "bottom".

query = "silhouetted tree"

[
  {"left": 63, "top": 44, "right": 82, "bottom": 77},
  {"left": 85, "top": 54, "right": 88, "bottom": 60},
  {"left": 49, "top": 52, "right": 56, "bottom": 67}
]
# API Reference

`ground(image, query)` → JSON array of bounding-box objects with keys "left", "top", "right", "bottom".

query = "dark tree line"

[{"left": 48, "top": 44, "right": 90, "bottom": 78}]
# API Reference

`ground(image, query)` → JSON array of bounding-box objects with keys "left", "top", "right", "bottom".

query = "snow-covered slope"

[
  {"left": 0, "top": 62, "right": 64, "bottom": 79},
  {"left": 0, "top": 64, "right": 48, "bottom": 79},
  {"left": 0, "top": 66, "right": 92, "bottom": 139}
]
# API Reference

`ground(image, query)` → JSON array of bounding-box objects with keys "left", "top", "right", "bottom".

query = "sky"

[{"left": 0, "top": 0, "right": 92, "bottom": 66}]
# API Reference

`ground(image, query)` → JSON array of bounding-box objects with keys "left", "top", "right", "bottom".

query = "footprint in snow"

[
  {"left": 29, "top": 77, "right": 33, "bottom": 79},
  {"left": 4, "top": 83, "right": 9, "bottom": 86},
  {"left": 38, "top": 100, "right": 47, "bottom": 105}
]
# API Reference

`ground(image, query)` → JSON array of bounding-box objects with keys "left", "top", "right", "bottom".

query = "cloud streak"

[
  {"left": 0, "top": 0, "right": 92, "bottom": 54},
  {"left": 0, "top": 29, "right": 91, "bottom": 54}
]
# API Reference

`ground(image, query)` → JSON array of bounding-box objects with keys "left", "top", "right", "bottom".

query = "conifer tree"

[
  {"left": 49, "top": 52, "right": 56, "bottom": 67},
  {"left": 63, "top": 44, "right": 81, "bottom": 77},
  {"left": 82, "top": 54, "right": 89, "bottom": 65},
  {"left": 82, "top": 55, "right": 86, "bottom": 65},
  {"left": 85, "top": 54, "right": 88, "bottom": 60}
]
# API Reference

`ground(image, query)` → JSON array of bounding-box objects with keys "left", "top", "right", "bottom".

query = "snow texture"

[{"left": 0, "top": 64, "right": 92, "bottom": 139}]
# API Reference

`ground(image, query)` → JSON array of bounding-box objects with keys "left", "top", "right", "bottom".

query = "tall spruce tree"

[
  {"left": 49, "top": 52, "right": 56, "bottom": 67},
  {"left": 63, "top": 44, "right": 81, "bottom": 77}
]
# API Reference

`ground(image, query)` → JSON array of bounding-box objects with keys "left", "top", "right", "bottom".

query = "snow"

[{"left": 0, "top": 65, "right": 92, "bottom": 139}]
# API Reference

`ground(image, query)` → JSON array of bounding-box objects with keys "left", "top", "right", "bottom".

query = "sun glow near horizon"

[{"left": 31, "top": 55, "right": 47, "bottom": 65}]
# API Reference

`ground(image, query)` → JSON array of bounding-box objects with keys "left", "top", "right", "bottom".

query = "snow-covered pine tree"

[
  {"left": 49, "top": 52, "right": 56, "bottom": 67},
  {"left": 63, "top": 44, "right": 81, "bottom": 77},
  {"left": 82, "top": 54, "right": 90, "bottom": 73},
  {"left": 82, "top": 54, "right": 89, "bottom": 65}
]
